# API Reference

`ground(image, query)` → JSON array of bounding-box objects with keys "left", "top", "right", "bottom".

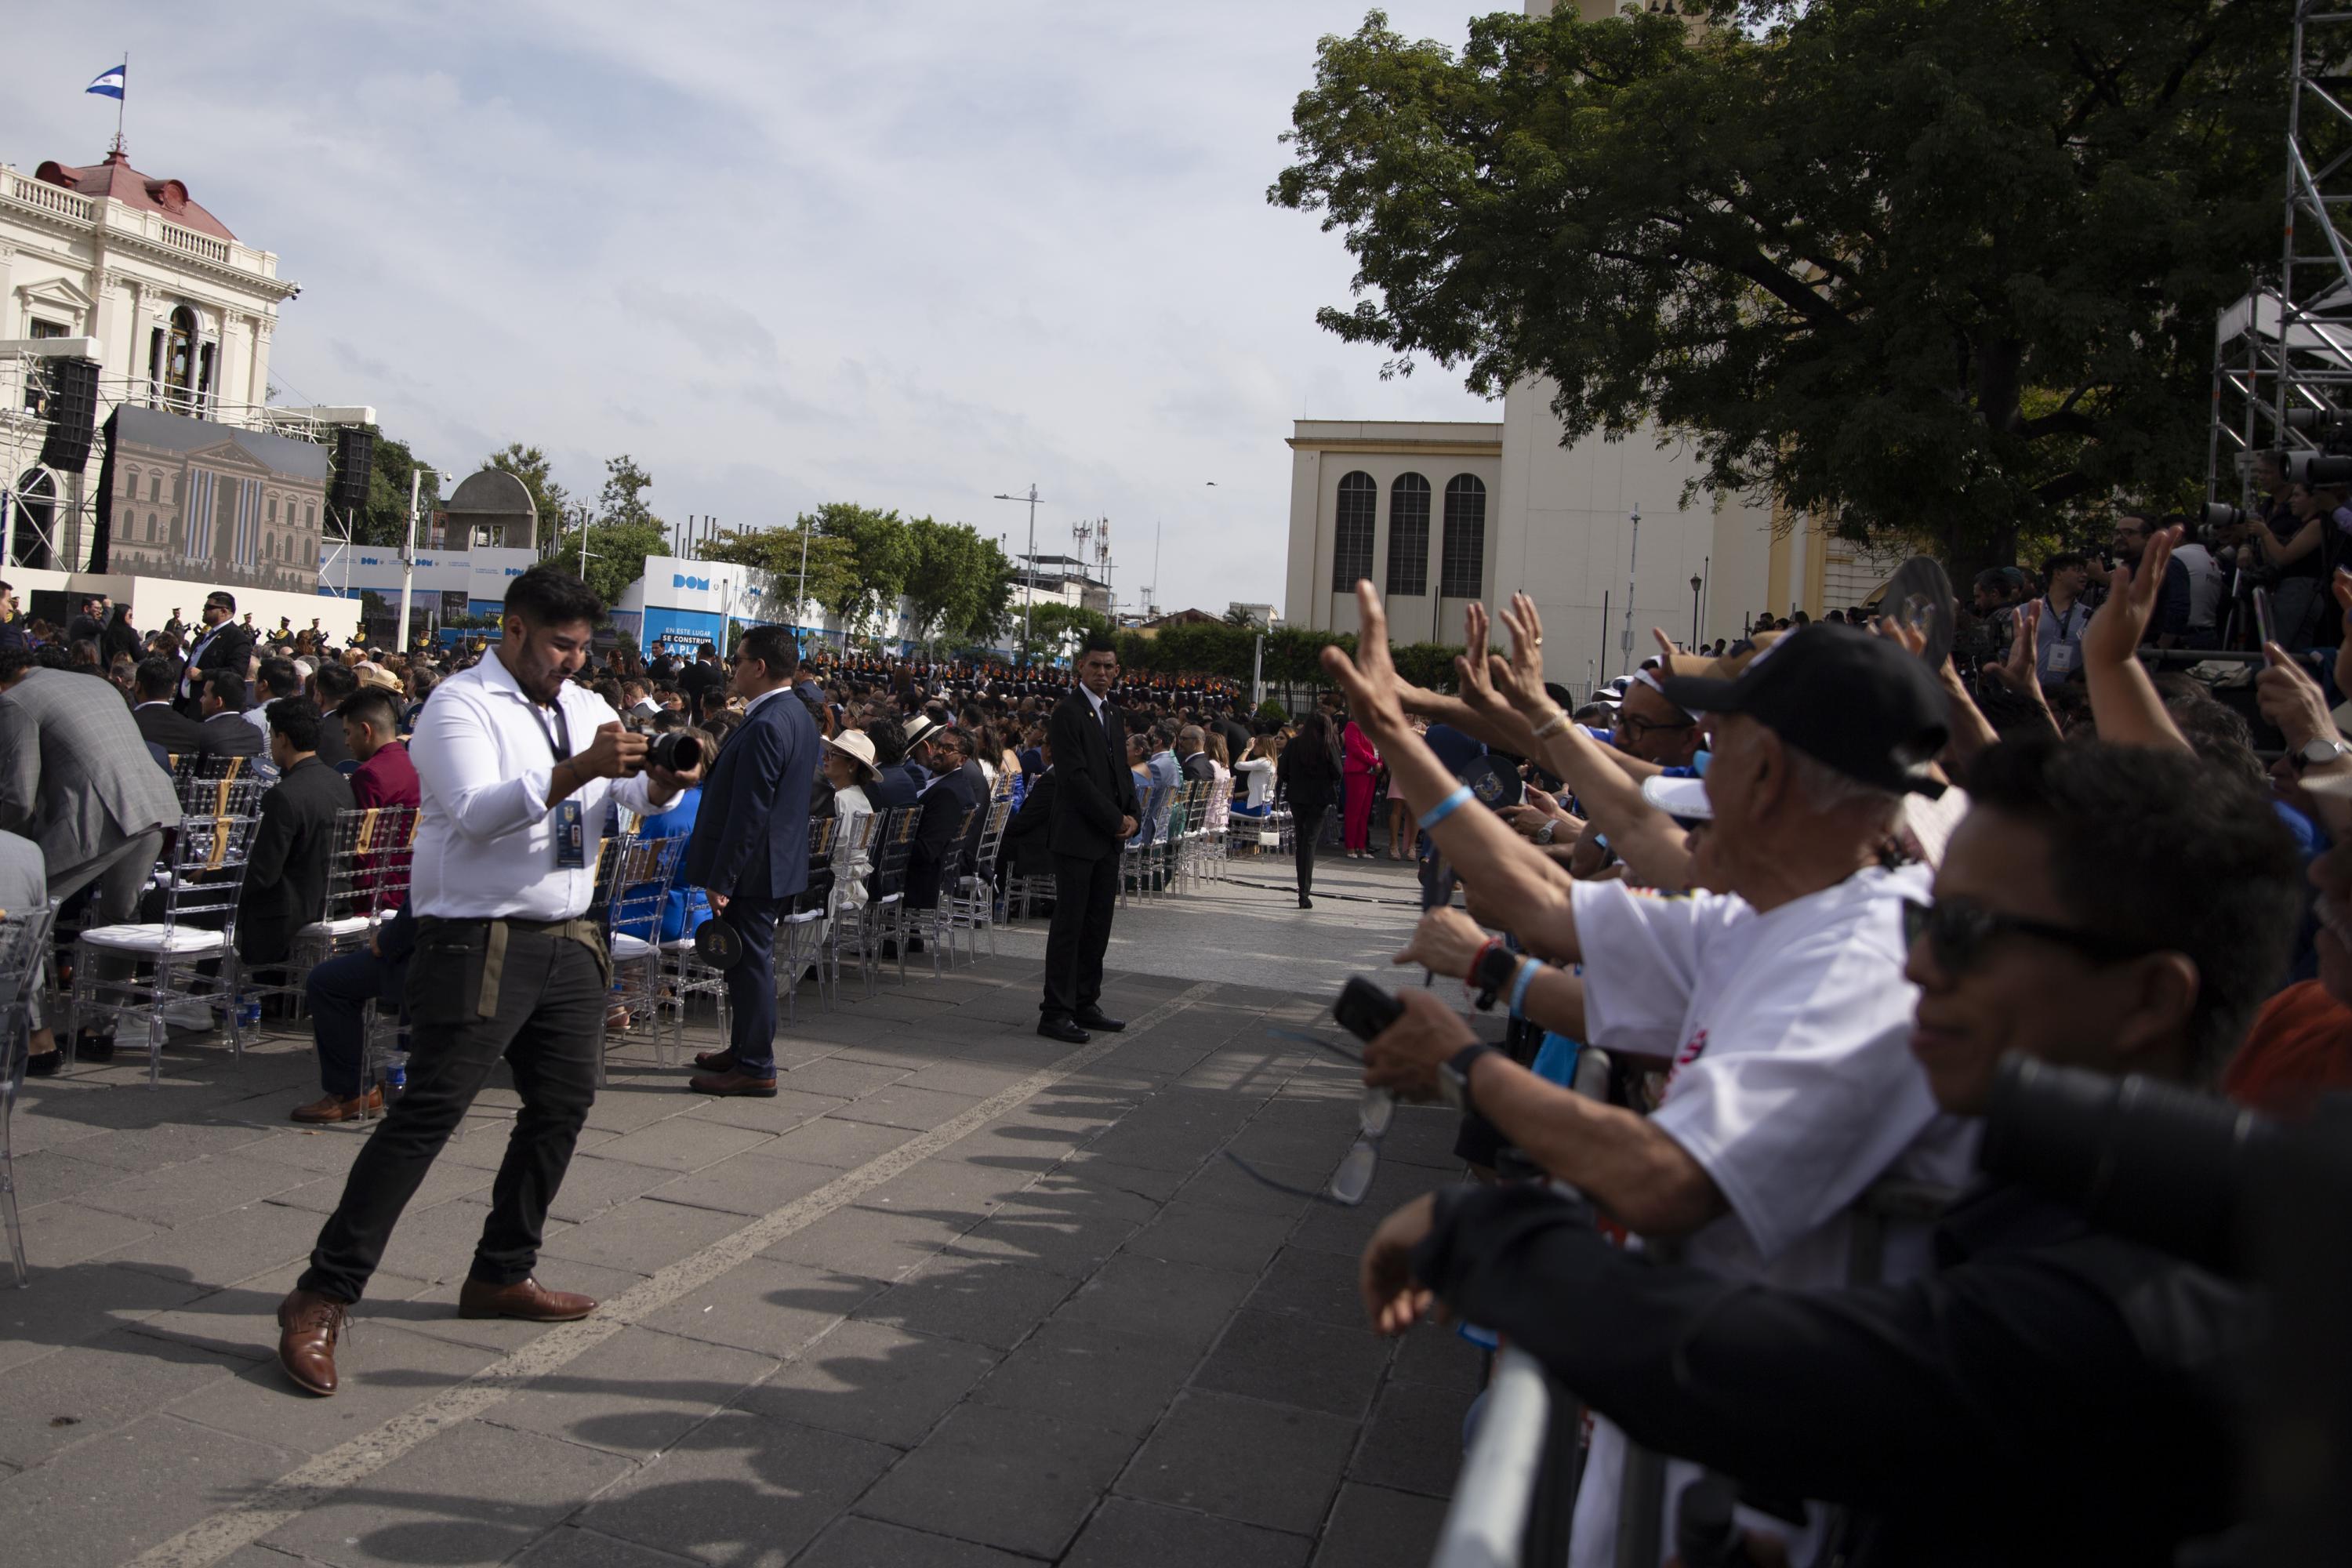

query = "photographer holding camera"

[
  {"left": 1361, "top": 740, "right": 2303, "bottom": 1567},
  {"left": 276, "top": 568, "right": 702, "bottom": 1398}
]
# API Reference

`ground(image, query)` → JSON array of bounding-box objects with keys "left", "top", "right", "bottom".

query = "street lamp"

[
  {"left": 1690, "top": 573, "right": 1704, "bottom": 648},
  {"left": 993, "top": 485, "right": 1043, "bottom": 662},
  {"left": 396, "top": 461, "right": 444, "bottom": 654}
]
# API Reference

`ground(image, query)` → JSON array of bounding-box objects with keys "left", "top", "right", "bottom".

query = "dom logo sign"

[{"left": 673, "top": 574, "right": 712, "bottom": 591}]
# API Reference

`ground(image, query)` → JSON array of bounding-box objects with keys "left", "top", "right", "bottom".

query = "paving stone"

[
  {"left": 237, "top": 1123, "right": 379, "bottom": 1174},
  {"left": 1048, "top": 1152, "right": 1193, "bottom": 1204},
  {"left": 2, "top": 1146, "right": 127, "bottom": 1209},
  {"left": 380, "top": 1259, "right": 648, "bottom": 1352},
  {"left": 535, "top": 1195, "right": 746, "bottom": 1276},
  {"left": 1171, "top": 1152, "right": 1324, "bottom": 1219},
  {"left": 510, "top": 1524, "right": 706, "bottom": 1566},
  {"left": 1123, "top": 1201, "right": 1295, "bottom": 1275},
  {"left": 1311, "top": 1481, "right": 1452, "bottom": 1567},
  {"left": 538, "top": 1152, "right": 683, "bottom": 1224},
  {"left": 105, "top": 1199, "right": 316, "bottom": 1288},
  {"left": 74, "top": 1150, "right": 318, "bottom": 1229},
  {"left": 1288, "top": 1163, "right": 1447, "bottom": 1258},
  {"left": 1116, "top": 1388, "right": 1359, "bottom": 1535},
  {"left": 12, "top": 1200, "right": 161, "bottom": 1270},
  {"left": 854, "top": 1255, "right": 1077, "bottom": 1348},
  {"left": 1388, "top": 1317, "right": 1490, "bottom": 1388},
  {"left": 50, "top": 1116, "right": 281, "bottom": 1172},
  {"left": 733, "top": 1319, "right": 1000, "bottom": 1446},
  {"left": 0, "top": 1411, "right": 297, "bottom": 1566},
  {"left": 794, "top": 1515, "right": 1037, "bottom": 1567},
  {"left": 857, "top": 1156, "right": 1030, "bottom": 1218},
  {"left": 268, "top": 1153, "right": 496, "bottom": 1216},
  {"left": 494, "top": 1323, "right": 777, "bottom": 1457},
  {"left": 1379, "top": 1105, "right": 1467, "bottom": 1171},
  {"left": 580, "top": 1086, "right": 702, "bottom": 1134},
  {"left": 0, "top": 1260, "right": 213, "bottom": 1374},
  {"left": 765, "top": 1115, "right": 922, "bottom": 1169},
  {"left": 580, "top": 1409, "right": 894, "bottom": 1563},
  {"left": 644, "top": 1149, "right": 840, "bottom": 1217},
  {"left": 1063, "top": 1496, "right": 1311, "bottom": 1568},
  {"left": 897, "top": 1059, "right": 1036, "bottom": 1098},
  {"left": 263, "top": 1418, "right": 633, "bottom": 1567},
  {"left": 1192, "top": 1308, "right": 1391, "bottom": 1418},
  {"left": 0, "top": 1327, "right": 248, "bottom": 1468},
  {"left": 855, "top": 1401, "right": 1140, "bottom": 1559},
  {"left": 967, "top": 1316, "right": 1200, "bottom": 1438},
  {"left": 943, "top": 1201, "right": 1139, "bottom": 1278},
  {"left": 829, "top": 1082, "right": 984, "bottom": 1132},
  {"left": 779, "top": 1058, "right": 910, "bottom": 1099},
  {"left": 1055, "top": 1254, "right": 1256, "bottom": 1350},
  {"left": 684, "top": 1087, "right": 851, "bottom": 1134},
  {"left": 126, "top": 1258, "right": 414, "bottom": 1363},
  {"left": 1349, "top": 1377, "right": 1477, "bottom": 1497},
  {"left": 1250, "top": 1244, "right": 1374, "bottom": 1328},
  {"left": 1226, "top": 1109, "right": 1367, "bottom": 1171},
  {"left": 583, "top": 1116, "right": 771, "bottom": 1174},
  {"left": 761, "top": 1204, "right": 967, "bottom": 1282},
  {"left": 638, "top": 1256, "right": 875, "bottom": 1356},
  {"left": 366, "top": 1196, "right": 519, "bottom": 1287},
  {"left": 167, "top": 1319, "right": 502, "bottom": 1452}
]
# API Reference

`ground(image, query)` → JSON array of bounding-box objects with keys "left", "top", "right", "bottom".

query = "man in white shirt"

[
  {"left": 275, "top": 568, "right": 701, "bottom": 1399},
  {"left": 1332, "top": 596, "right": 1976, "bottom": 1568}
]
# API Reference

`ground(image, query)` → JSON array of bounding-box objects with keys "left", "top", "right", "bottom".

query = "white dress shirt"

[{"left": 407, "top": 644, "right": 664, "bottom": 920}]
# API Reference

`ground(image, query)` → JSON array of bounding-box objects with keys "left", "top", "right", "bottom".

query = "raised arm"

[
  {"left": 1320, "top": 583, "right": 1582, "bottom": 961},
  {"left": 2081, "top": 527, "right": 2192, "bottom": 754}
]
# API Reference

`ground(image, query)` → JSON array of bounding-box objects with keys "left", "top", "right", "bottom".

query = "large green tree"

[
  {"left": 1272, "top": 1, "right": 2287, "bottom": 574},
  {"left": 351, "top": 430, "right": 434, "bottom": 549},
  {"left": 703, "top": 518, "right": 862, "bottom": 625},
  {"left": 902, "top": 517, "right": 1017, "bottom": 652}
]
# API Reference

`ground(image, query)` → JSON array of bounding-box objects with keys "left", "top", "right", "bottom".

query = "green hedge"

[{"left": 1114, "top": 622, "right": 1459, "bottom": 694}]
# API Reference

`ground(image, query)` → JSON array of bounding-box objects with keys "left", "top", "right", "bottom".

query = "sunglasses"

[
  {"left": 1901, "top": 898, "right": 2150, "bottom": 973},
  {"left": 1617, "top": 713, "right": 1697, "bottom": 739},
  {"left": 1221, "top": 1029, "right": 1394, "bottom": 1207}
]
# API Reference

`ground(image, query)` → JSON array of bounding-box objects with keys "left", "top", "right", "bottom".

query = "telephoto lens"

[{"left": 646, "top": 731, "right": 703, "bottom": 774}]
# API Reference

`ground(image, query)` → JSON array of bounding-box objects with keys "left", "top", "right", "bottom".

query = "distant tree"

[
  {"left": 1018, "top": 601, "right": 1112, "bottom": 664},
  {"left": 703, "top": 520, "right": 859, "bottom": 626},
  {"left": 352, "top": 430, "right": 430, "bottom": 549},
  {"left": 546, "top": 515, "right": 668, "bottom": 611},
  {"left": 811, "top": 503, "right": 917, "bottom": 641},
  {"left": 597, "top": 455, "right": 659, "bottom": 532},
  {"left": 902, "top": 517, "right": 1018, "bottom": 652}
]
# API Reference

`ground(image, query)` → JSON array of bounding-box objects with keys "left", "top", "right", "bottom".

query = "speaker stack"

[
  {"left": 36, "top": 357, "right": 101, "bottom": 471},
  {"left": 330, "top": 426, "right": 376, "bottom": 516}
]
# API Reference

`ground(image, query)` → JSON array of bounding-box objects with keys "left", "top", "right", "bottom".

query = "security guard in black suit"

[{"left": 1037, "top": 635, "right": 1139, "bottom": 1044}]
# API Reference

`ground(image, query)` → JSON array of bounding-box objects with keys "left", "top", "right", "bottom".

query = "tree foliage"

[
  {"left": 485, "top": 443, "right": 571, "bottom": 546},
  {"left": 351, "top": 430, "right": 431, "bottom": 549},
  {"left": 547, "top": 516, "right": 669, "bottom": 609},
  {"left": 1272, "top": 1, "right": 2287, "bottom": 574},
  {"left": 597, "top": 455, "right": 659, "bottom": 532},
  {"left": 903, "top": 517, "right": 1016, "bottom": 652}
]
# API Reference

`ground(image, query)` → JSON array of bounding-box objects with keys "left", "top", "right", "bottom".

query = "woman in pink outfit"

[{"left": 1340, "top": 716, "right": 1381, "bottom": 856}]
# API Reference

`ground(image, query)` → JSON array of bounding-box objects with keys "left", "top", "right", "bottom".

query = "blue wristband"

[
  {"left": 1508, "top": 956, "right": 1541, "bottom": 1019},
  {"left": 1418, "top": 783, "right": 1475, "bottom": 831}
]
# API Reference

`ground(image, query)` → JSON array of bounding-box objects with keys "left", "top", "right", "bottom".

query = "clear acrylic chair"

[
  {"left": 946, "top": 798, "right": 1014, "bottom": 962},
  {"left": 1, "top": 906, "right": 59, "bottom": 1287},
  {"left": 602, "top": 832, "right": 684, "bottom": 1080},
  {"left": 833, "top": 808, "right": 918, "bottom": 997},
  {"left": 285, "top": 806, "right": 417, "bottom": 1004},
  {"left": 69, "top": 806, "right": 263, "bottom": 1085},
  {"left": 901, "top": 803, "right": 981, "bottom": 979},
  {"left": 776, "top": 815, "right": 839, "bottom": 1025}
]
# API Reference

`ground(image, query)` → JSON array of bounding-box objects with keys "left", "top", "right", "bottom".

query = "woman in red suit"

[{"left": 1340, "top": 714, "right": 1381, "bottom": 857}]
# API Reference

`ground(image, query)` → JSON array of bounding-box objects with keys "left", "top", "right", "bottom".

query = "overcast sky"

[{"left": 4, "top": 2, "right": 1499, "bottom": 617}]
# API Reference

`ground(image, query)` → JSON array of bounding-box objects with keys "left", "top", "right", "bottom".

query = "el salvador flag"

[{"left": 87, "top": 63, "right": 125, "bottom": 100}]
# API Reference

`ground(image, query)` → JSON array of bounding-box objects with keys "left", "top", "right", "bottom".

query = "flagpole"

[{"left": 114, "top": 54, "right": 127, "bottom": 154}]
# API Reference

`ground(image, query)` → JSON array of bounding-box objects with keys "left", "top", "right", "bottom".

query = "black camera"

[{"left": 645, "top": 731, "right": 703, "bottom": 774}]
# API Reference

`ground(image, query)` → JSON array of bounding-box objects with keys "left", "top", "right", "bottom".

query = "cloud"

[{"left": 1, "top": 0, "right": 1496, "bottom": 616}]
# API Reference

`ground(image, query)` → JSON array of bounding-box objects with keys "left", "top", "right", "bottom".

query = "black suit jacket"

[
  {"left": 906, "top": 762, "right": 980, "bottom": 909},
  {"left": 134, "top": 702, "right": 211, "bottom": 757},
  {"left": 195, "top": 711, "right": 265, "bottom": 757},
  {"left": 311, "top": 706, "right": 353, "bottom": 768},
  {"left": 1046, "top": 691, "right": 1139, "bottom": 861},
  {"left": 1002, "top": 769, "right": 1057, "bottom": 877},
  {"left": 238, "top": 757, "right": 356, "bottom": 965},
  {"left": 176, "top": 621, "right": 254, "bottom": 717}
]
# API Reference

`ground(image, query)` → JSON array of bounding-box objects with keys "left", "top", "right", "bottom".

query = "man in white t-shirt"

[{"left": 1338, "top": 611, "right": 1977, "bottom": 1568}]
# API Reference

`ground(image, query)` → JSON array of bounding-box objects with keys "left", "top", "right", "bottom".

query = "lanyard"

[
  {"left": 526, "top": 697, "right": 574, "bottom": 764},
  {"left": 2043, "top": 597, "right": 2085, "bottom": 643}
]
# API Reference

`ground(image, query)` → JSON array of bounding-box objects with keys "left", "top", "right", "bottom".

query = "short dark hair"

[
  {"left": 2043, "top": 551, "right": 2089, "bottom": 578},
  {"left": 134, "top": 655, "right": 178, "bottom": 702},
  {"left": 737, "top": 624, "right": 800, "bottom": 679},
  {"left": 205, "top": 668, "right": 247, "bottom": 710},
  {"left": 1079, "top": 634, "right": 1117, "bottom": 659},
  {"left": 341, "top": 686, "right": 401, "bottom": 738},
  {"left": 205, "top": 591, "right": 236, "bottom": 615},
  {"left": 503, "top": 566, "right": 602, "bottom": 627},
  {"left": 1961, "top": 739, "right": 2302, "bottom": 1080},
  {"left": 865, "top": 715, "right": 909, "bottom": 767},
  {"left": 267, "top": 696, "right": 323, "bottom": 753},
  {"left": 312, "top": 662, "right": 358, "bottom": 706},
  {"left": 256, "top": 655, "right": 301, "bottom": 699}
]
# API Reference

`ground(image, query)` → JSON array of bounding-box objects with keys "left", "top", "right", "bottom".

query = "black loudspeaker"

[
  {"left": 37, "top": 357, "right": 100, "bottom": 471},
  {"left": 330, "top": 426, "right": 375, "bottom": 515}
]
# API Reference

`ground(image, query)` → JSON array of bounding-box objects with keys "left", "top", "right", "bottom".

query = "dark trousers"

[
  {"left": 1040, "top": 850, "right": 1118, "bottom": 1022},
  {"left": 1293, "top": 804, "right": 1331, "bottom": 897},
  {"left": 306, "top": 947, "right": 405, "bottom": 1098},
  {"left": 721, "top": 893, "right": 785, "bottom": 1076},
  {"left": 299, "top": 927, "right": 604, "bottom": 1304}
]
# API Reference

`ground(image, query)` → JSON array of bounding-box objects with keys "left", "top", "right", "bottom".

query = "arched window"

[
  {"left": 1441, "top": 474, "right": 1487, "bottom": 598},
  {"left": 1386, "top": 474, "right": 1430, "bottom": 597},
  {"left": 1330, "top": 470, "right": 1376, "bottom": 591},
  {"left": 165, "top": 307, "right": 198, "bottom": 404}
]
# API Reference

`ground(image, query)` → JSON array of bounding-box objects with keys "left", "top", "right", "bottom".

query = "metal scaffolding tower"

[{"left": 2209, "top": 2, "right": 2352, "bottom": 503}]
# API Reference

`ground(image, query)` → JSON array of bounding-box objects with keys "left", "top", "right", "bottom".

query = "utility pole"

[
  {"left": 396, "top": 466, "right": 422, "bottom": 654},
  {"left": 1619, "top": 504, "right": 1641, "bottom": 679},
  {"left": 993, "top": 484, "right": 1043, "bottom": 661},
  {"left": 797, "top": 517, "right": 811, "bottom": 635}
]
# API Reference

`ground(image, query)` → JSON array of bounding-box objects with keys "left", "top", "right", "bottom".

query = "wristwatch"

[
  {"left": 2296, "top": 735, "right": 2352, "bottom": 771},
  {"left": 1533, "top": 818, "right": 1558, "bottom": 845},
  {"left": 1438, "top": 1043, "right": 1497, "bottom": 1115}
]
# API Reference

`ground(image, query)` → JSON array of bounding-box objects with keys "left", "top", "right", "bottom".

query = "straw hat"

[{"left": 825, "top": 729, "right": 882, "bottom": 782}]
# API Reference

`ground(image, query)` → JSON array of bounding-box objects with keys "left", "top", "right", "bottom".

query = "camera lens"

[
  {"left": 2200, "top": 503, "right": 2247, "bottom": 530},
  {"left": 648, "top": 731, "right": 702, "bottom": 773}
]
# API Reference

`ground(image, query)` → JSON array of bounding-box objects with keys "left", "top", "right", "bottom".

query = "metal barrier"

[{"left": 1431, "top": 1348, "right": 1554, "bottom": 1568}]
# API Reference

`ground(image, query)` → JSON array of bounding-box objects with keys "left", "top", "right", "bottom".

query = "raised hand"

[
  {"left": 2084, "top": 525, "right": 2181, "bottom": 667},
  {"left": 1652, "top": 626, "right": 1684, "bottom": 662},
  {"left": 1984, "top": 599, "right": 2043, "bottom": 691},
  {"left": 1490, "top": 593, "right": 1552, "bottom": 715},
  {"left": 1454, "top": 601, "right": 1515, "bottom": 727},
  {"left": 1321, "top": 581, "right": 1411, "bottom": 742}
]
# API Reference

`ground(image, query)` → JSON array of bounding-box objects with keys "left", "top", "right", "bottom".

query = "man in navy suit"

[
  {"left": 681, "top": 625, "right": 820, "bottom": 1097},
  {"left": 1038, "top": 636, "right": 1139, "bottom": 1044}
]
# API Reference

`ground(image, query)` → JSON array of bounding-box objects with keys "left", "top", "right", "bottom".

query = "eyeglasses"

[
  {"left": 1222, "top": 1029, "right": 1393, "bottom": 1206},
  {"left": 1617, "top": 713, "right": 1696, "bottom": 739},
  {"left": 1901, "top": 898, "right": 2151, "bottom": 974}
]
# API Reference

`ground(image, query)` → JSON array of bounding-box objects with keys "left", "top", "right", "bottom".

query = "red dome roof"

[{"left": 34, "top": 150, "right": 235, "bottom": 241}]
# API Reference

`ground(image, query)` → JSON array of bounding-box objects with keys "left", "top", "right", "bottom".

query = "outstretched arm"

[{"left": 2082, "top": 528, "right": 2191, "bottom": 754}]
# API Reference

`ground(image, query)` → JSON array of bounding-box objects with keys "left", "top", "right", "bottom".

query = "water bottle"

[
  {"left": 232, "top": 995, "right": 261, "bottom": 1029},
  {"left": 382, "top": 1050, "right": 408, "bottom": 1103}
]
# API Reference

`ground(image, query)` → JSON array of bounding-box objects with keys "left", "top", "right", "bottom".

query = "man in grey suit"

[{"left": 0, "top": 648, "right": 181, "bottom": 1058}]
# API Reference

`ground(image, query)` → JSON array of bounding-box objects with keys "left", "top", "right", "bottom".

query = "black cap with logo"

[{"left": 1657, "top": 624, "right": 1947, "bottom": 797}]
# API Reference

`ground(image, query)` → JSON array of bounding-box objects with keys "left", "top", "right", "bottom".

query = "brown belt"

[{"left": 470, "top": 916, "right": 609, "bottom": 1018}]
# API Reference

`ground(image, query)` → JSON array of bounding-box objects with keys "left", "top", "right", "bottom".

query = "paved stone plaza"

[{"left": 0, "top": 858, "right": 1483, "bottom": 1566}]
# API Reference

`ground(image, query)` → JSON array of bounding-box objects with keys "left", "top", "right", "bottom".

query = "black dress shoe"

[
  {"left": 76, "top": 1032, "right": 115, "bottom": 1062},
  {"left": 1073, "top": 1009, "right": 1126, "bottom": 1033},
  {"left": 1037, "top": 1018, "right": 1091, "bottom": 1045},
  {"left": 24, "top": 1051, "right": 60, "bottom": 1077}
]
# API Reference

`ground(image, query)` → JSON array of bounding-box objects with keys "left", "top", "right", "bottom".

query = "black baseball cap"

[{"left": 1657, "top": 623, "right": 1947, "bottom": 797}]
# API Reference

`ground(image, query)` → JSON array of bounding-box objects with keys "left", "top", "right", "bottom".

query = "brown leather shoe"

[
  {"left": 289, "top": 1088, "right": 383, "bottom": 1124},
  {"left": 276, "top": 1288, "right": 350, "bottom": 1396},
  {"left": 688, "top": 1069, "right": 778, "bottom": 1098},
  {"left": 458, "top": 1276, "right": 598, "bottom": 1322},
  {"left": 691, "top": 1047, "right": 739, "bottom": 1073}
]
